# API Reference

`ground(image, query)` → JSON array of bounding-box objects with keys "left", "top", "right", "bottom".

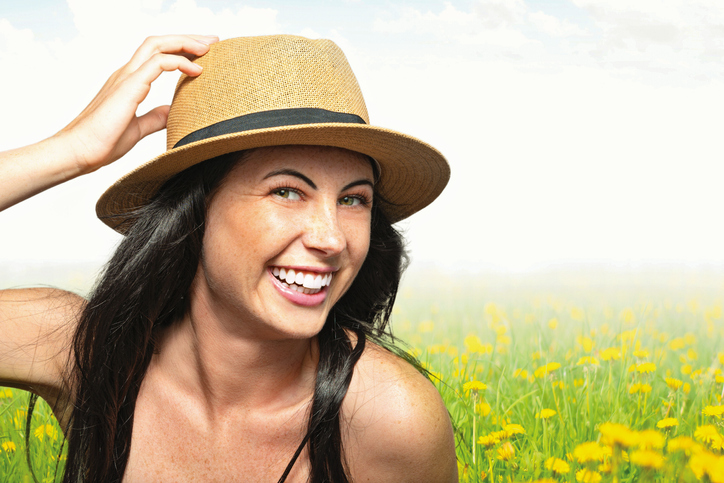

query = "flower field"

[{"left": 2, "top": 269, "right": 724, "bottom": 482}]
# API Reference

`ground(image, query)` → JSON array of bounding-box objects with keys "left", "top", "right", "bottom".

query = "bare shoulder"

[
  {"left": 0, "top": 288, "right": 84, "bottom": 423},
  {"left": 342, "top": 341, "right": 458, "bottom": 483}
]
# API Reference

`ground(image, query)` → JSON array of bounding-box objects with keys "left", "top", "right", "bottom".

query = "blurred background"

[{"left": 2, "top": 0, "right": 724, "bottom": 294}]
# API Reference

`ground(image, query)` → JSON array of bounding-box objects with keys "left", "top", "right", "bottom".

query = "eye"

[
  {"left": 273, "top": 188, "right": 301, "bottom": 201},
  {"left": 339, "top": 195, "right": 368, "bottom": 206}
]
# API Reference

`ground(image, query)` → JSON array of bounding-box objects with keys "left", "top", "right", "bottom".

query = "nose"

[{"left": 302, "top": 201, "right": 346, "bottom": 257}]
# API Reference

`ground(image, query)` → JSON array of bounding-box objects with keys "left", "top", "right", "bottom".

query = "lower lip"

[{"left": 268, "top": 269, "right": 329, "bottom": 307}]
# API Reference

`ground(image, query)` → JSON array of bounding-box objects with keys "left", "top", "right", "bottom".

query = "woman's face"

[{"left": 193, "top": 145, "right": 374, "bottom": 339}]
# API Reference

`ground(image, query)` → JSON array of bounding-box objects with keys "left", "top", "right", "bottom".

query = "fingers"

[
  {"left": 136, "top": 105, "right": 170, "bottom": 140},
  {"left": 126, "top": 34, "right": 219, "bottom": 73}
]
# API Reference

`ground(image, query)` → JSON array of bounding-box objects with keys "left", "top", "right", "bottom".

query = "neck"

[{"left": 152, "top": 294, "right": 318, "bottom": 421}]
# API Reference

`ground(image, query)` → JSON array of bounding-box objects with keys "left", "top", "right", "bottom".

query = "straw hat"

[{"left": 97, "top": 35, "right": 450, "bottom": 232}]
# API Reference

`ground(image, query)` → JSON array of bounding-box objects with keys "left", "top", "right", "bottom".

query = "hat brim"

[{"left": 96, "top": 123, "right": 449, "bottom": 233}]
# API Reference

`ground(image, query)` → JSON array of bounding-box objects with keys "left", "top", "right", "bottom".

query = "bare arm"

[
  {"left": 0, "top": 34, "right": 218, "bottom": 211},
  {"left": 0, "top": 35, "right": 219, "bottom": 423},
  {"left": 0, "top": 288, "right": 84, "bottom": 425}
]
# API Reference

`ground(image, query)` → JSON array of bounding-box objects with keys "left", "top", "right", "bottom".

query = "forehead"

[{"left": 226, "top": 145, "right": 374, "bottom": 183}]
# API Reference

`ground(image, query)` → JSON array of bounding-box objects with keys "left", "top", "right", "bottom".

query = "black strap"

[{"left": 174, "top": 107, "right": 366, "bottom": 148}]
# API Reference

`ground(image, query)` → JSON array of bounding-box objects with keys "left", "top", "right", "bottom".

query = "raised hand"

[{"left": 0, "top": 34, "right": 218, "bottom": 211}]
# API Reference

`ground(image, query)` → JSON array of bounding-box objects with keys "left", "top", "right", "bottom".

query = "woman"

[{"left": 0, "top": 34, "right": 456, "bottom": 482}]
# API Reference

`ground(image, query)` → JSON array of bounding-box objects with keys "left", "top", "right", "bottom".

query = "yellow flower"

[
  {"left": 695, "top": 425, "right": 724, "bottom": 450},
  {"left": 667, "top": 436, "right": 696, "bottom": 454},
  {"left": 599, "top": 422, "right": 638, "bottom": 448},
  {"left": 576, "top": 469, "right": 602, "bottom": 483},
  {"left": 600, "top": 347, "right": 621, "bottom": 361},
  {"left": 534, "top": 362, "right": 561, "bottom": 378},
  {"left": 33, "top": 424, "right": 58, "bottom": 442},
  {"left": 689, "top": 450, "right": 724, "bottom": 481},
  {"left": 703, "top": 405, "right": 724, "bottom": 419},
  {"left": 683, "top": 382, "right": 691, "bottom": 394},
  {"left": 657, "top": 417, "right": 678, "bottom": 429},
  {"left": 636, "top": 362, "right": 656, "bottom": 374},
  {"left": 463, "top": 380, "right": 487, "bottom": 394},
  {"left": 665, "top": 377, "right": 683, "bottom": 391},
  {"left": 503, "top": 423, "right": 526, "bottom": 437},
  {"left": 476, "top": 401, "right": 491, "bottom": 417},
  {"left": 548, "top": 318, "right": 558, "bottom": 329},
  {"left": 639, "top": 383, "right": 652, "bottom": 394},
  {"left": 682, "top": 364, "right": 693, "bottom": 375},
  {"left": 417, "top": 320, "right": 434, "bottom": 333},
  {"left": 573, "top": 442, "right": 605, "bottom": 463},
  {"left": 576, "top": 356, "right": 600, "bottom": 366},
  {"left": 637, "top": 430, "right": 665, "bottom": 449},
  {"left": 576, "top": 336, "right": 594, "bottom": 353},
  {"left": 537, "top": 408, "right": 557, "bottom": 419},
  {"left": 496, "top": 441, "right": 515, "bottom": 461},
  {"left": 633, "top": 349, "right": 649, "bottom": 358},
  {"left": 629, "top": 383, "right": 641, "bottom": 394},
  {"left": 630, "top": 449, "right": 664, "bottom": 470},
  {"left": 1, "top": 441, "right": 16, "bottom": 453},
  {"left": 545, "top": 457, "right": 570, "bottom": 474},
  {"left": 513, "top": 368, "right": 528, "bottom": 379},
  {"left": 478, "top": 434, "right": 499, "bottom": 447}
]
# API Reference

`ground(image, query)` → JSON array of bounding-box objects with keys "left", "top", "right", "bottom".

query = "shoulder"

[
  {"left": 0, "top": 288, "right": 84, "bottom": 424},
  {"left": 342, "top": 341, "right": 458, "bottom": 483}
]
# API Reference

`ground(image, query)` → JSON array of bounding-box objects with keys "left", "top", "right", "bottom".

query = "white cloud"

[
  {"left": 528, "top": 11, "right": 588, "bottom": 37},
  {"left": 373, "top": 1, "right": 540, "bottom": 52}
]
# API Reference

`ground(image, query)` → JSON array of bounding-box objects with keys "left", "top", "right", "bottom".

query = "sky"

[{"left": 2, "top": 0, "right": 724, "bottom": 274}]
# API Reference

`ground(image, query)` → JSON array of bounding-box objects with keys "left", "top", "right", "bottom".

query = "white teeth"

[
  {"left": 285, "top": 269, "right": 296, "bottom": 284},
  {"left": 273, "top": 267, "right": 333, "bottom": 291}
]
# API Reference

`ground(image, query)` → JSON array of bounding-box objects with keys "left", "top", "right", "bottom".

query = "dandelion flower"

[
  {"left": 576, "top": 469, "right": 602, "bottom": 483},
  {"left": 667, "top": 436, "right": 696, "bottom": 454},
  {"left": 599, "top": 422, "right": 638, "bottom": 448},
  {"left": 537, "top": 408, "right": 557, "bottom": 419},
  {"left": 633, "top": 349, "right": 649, "bottom": 358},
  {"left": 576, "top": 356, "right": 600, "bottom": 366},
  {"left": 600, "top": 347, "right": 621, "bottom": 361},
  {"left": 665, "top": 377, "right": 683, "bottom": 391},
  {"left": 695, "top": 425, "right": 724, "bottom": 450},
  {"left": 478, "top": 434, "right": 499, "bottom": 447},
  {"left": 573, "top": 442, "right": 605, "bottom": 463},
  {"left": 637, "top": 430, "right": 665, "bottom": 449},
  {"left": 476, "top": 401, "right": 491, "bottom": 417},
  {"left": 463, "top": 380, "right": 487, "bottom": 394},
  {"left": 1, "top": 441, "right": 16, "bottom": 453},
  {"left": 496, "top": 441, "right": 515, "bottom": 461},
  {"left": 545, "top": 457, "right": 570, "bottom": 474},
  {"left": 534, "top": 362, "right": 561, "bottom": 378},
  {"left": 630, "top": 449, "right": 664, "bottom": 470},
  {"left": 703, "top": 405, "right": 724, "bottom": 419},
  {"left": 503, "top": 423, "right": 526, "bottom": 437},
  {"left": 657, "top": 417, "right": 678, "bottom": 430},
  {"left": 636, "top": 362, "right": 656, "bottom": 374}
]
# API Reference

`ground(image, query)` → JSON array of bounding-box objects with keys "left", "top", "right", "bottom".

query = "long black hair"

[{"left": 61, "top": 149, "right": 407, "bottom": 482}]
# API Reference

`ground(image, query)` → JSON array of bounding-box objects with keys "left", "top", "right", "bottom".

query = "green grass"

[{"left": 3, "top": 270, "right": 724, "bottom": 482}]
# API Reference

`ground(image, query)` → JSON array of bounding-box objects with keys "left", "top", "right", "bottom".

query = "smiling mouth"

[{"left": 271, "top": 267, "right": 334, "bottom": 295}]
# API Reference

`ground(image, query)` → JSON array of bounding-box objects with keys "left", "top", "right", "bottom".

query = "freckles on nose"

[{"left": 304, "top": 207, "right": 346, "bottom": 253}]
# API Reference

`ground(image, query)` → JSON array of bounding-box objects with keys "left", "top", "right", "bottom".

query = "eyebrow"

[{"left": 263, "top": 169, "right": 374, "bottom": 192}]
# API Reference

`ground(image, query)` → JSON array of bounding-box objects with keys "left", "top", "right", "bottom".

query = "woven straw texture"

[{"left": 97, "top": 35, "right": 449, "bottom": 232}]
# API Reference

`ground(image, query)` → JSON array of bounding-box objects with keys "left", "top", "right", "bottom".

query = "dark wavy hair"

[{"left": 59, "top": 150, "right": 408, "bottom": 482}]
